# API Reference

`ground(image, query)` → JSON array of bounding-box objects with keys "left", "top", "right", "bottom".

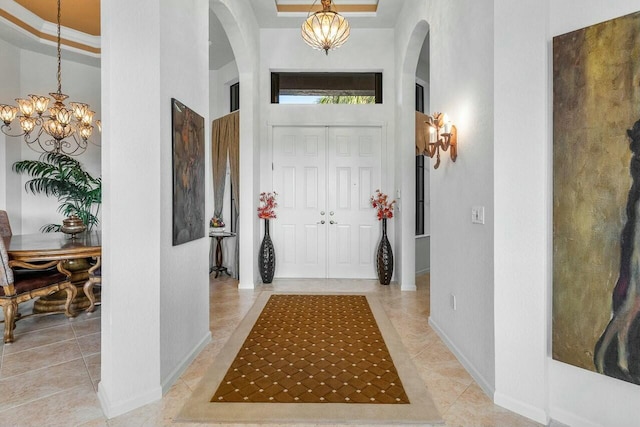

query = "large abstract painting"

[
  {"left": 553, "top": 12, "right": 640, "bottom": 385},
  {"left": 172, "top": 98, "right": 205, "bottom": 246}
]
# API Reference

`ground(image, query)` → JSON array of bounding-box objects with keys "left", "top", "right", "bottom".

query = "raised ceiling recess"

[{"left": 0, "top": 0, "right": 100, "bottom": 56}]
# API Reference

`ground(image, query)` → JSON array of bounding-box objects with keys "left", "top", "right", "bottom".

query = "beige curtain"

[
  {"left": 211, "top": 111, "right": 240, "bottom": 217},
  {"left": 211, "top": 119, "right": 229, "bottom": 219},
  {"left": 226, "top": 111, "right": 240, "bottom": 217},
  {"left": 211, "top": 111, "right": 240, "bottom": 278},
  {"left": 415, "top": 111, "right": 430, "bottom": 155}
]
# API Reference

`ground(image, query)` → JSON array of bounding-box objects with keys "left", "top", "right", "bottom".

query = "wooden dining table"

[{"left": 4, "top": 231, "right": 102, "bottom": 313}]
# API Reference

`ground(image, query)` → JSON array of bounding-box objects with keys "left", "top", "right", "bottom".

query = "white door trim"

[{"left": 269, "top": 124, "right": 388, "bottom": 279}]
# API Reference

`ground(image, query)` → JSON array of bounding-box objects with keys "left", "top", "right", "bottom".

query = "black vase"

[
  {"left": 376, "top": 218, "right": 393, "bottom": 285},
  {"left": 259, "top": 219, "right": 276, "bottom": 283}
]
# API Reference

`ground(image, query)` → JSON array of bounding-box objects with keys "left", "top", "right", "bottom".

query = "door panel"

[
  {"left": 327, "top": 127, "right": 381, "bottom": 279},
  {"left": 272, "top": 125, "right": 381, "bottom": 279},
  {"left": 272, "top": 127, "right": 327, "bottom": 278}
]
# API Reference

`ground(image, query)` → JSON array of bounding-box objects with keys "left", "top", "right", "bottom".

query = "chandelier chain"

[{"left": 56, "top": 0, "right": 62, "bottom": 94}]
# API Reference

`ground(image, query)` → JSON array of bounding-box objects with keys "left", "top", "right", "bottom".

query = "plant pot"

[
  {"left": 259, "top": 219, "right": 275, "bottom": 283},
  {"left": 376, "top": 218, "right": 393, "bottom": 285}
]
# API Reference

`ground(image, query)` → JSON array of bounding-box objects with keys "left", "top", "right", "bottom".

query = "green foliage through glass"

[{"left": 317, "top": 96, "right": 375, "bottom": 104}]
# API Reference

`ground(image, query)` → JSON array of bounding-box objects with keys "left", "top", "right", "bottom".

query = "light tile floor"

[{"left": 0, "top": 274, "right": 543, "bottom": 427}]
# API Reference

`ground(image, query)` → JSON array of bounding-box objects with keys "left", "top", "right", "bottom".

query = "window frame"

[
  {"left": 416, "top": 82, "right": 426, "bottom": 236},
  {"left": 271, "top": 72, "right": 383, "bottom": 104}
]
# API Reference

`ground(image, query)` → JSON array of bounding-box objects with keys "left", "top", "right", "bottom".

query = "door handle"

[
  {"left": 329, "top": 211, "right": 334, "bottom": 216},
  {"left": 320, "top": 211, "right": 325, "bottom": 215},
  {"left": 317, "top": 220, "right": 326, "bottom": 224},
  {"left": 330, "top": 220, "right": 338, "bottom": 225}
]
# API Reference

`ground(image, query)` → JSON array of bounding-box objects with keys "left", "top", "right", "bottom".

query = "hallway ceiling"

[
  {"left": 250, "top": 0, "right": 402, "bottom": 28},
  {"left": 0, "top": 0, "right": 406, "bottom": 70}
]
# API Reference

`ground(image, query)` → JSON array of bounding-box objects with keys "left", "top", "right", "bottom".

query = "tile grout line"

[
  {"left": 0, "top": 352, "right": 85, "bottom": 381},
  {"left": 71, "top": 311, "right": 96, "bottom": 390},
  {"left": 0, "top": 383, "right": 90, "bottom": 415}
]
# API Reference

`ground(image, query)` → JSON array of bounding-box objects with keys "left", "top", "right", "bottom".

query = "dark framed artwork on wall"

[
  {"left": 171, "top": 98, "right": 205, "bottom": 246},
  {"left": 553, "top": 11, "right": 640, "bottom": 385}
]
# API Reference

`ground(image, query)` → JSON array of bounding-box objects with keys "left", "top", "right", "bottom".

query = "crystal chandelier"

[
  {"left": 0, "top": 0, "right": 100, "bottom": 156},
  {"left": 301, "top": 0, "right": 350, "bottom": 55}
]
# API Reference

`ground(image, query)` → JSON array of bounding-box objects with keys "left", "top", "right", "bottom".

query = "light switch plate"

[{"left": 471, "top": 206, "right": 485, "bottom": 224}]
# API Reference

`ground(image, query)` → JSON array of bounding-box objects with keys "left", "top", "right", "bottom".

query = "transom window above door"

[{"left": 271, "top": 72, "right": 383, "bottom": 104}]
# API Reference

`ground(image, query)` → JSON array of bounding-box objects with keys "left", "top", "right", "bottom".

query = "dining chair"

[
  {"left": 0, "top": 210, "right": 11, "bottom": 238},
  {"left": 83, "top": 256, "right": 101, "bottom": 313},
  {"left": 0, "top": 237, "right": 77, "bottom": 343}
]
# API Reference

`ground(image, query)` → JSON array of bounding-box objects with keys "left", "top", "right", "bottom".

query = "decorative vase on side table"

[
  {"left": 259, "top": 219, "right": 275, "bottom": 283},
  {"left": 61, "top": 214, "right": 86, "bottom": 238},
  {"left": 376, "top": 218, "right": 393, "bottom": 285}
]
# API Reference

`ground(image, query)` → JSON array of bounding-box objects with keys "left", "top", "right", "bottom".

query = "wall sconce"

[{"left": 423, "top": 112, "right": 458, "bottom": 169}]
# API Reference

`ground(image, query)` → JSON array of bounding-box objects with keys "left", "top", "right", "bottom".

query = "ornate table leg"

[{"left": 33, "top": 257, "right": 97, "bottom": 313}]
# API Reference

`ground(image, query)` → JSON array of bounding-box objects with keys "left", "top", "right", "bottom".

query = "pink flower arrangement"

[
  {"left": 370, "top": 189, "right": 396, "bottom": 220},
  {"left": 257, "top": 192, "right": 278, "bottom": 219}
]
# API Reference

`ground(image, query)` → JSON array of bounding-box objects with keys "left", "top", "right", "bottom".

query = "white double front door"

[{"left": 272, "top": 125, "right": 383, "bottom": 279}]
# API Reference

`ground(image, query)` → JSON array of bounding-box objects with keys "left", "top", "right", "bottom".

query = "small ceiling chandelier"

[
  {"left": 0, "top": 0, "right": 100, "bottom": 156},
  {"left": 301, "top": 0, "right": 350, "bottom": 55}
]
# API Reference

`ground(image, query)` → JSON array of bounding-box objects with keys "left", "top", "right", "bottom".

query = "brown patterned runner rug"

[
  {"left": 211, "top": 294, "right": 410, "bottom": 404},
  {"left": 178, "top": 292, "right": 443, "bottom": 425}
]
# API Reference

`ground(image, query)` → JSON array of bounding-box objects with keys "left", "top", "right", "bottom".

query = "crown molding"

[{"left": 0, "top": 0, "right": 100, "bottom": 56}]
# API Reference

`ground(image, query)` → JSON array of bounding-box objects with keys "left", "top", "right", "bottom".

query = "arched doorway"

[
  {"left": 210, "top": 1, "right": 260, "bottom": 289},
  {"left": 396, "top": 20, "right": 430, "bottom": 291}
]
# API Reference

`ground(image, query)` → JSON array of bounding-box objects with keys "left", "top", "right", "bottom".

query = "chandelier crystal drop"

[
  {"left": 301, "top": 0, "right": 350, "bottom": 55},
  {"left": 0, "top": 0, "right": 100, "bottom": 156}
]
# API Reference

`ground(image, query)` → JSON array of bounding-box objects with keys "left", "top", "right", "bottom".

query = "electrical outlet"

[
  {"left": 471, "top": 206, "right": 485, "bottom": 224},
  {"left": 450, "top": 293, "right": 457, "bottom": 310}
]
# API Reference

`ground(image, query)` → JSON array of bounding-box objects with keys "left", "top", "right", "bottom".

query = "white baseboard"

[
  {"left": 98, "top": 382, "right": 162, "bottom": 419},
  {"left": 97, "top": 331, "right": 211, "bottom": 419},
  {"left": 429, "top": 317, "right": 549, "bottom": 425},
  {"left": 549, "top": 405, "right": 601, "bottom": 427},
  {"left": 415, "top": 267, "right": 430, "bottom": 276},
  {"left": 428, "top": 316, "right": 495, "bottom": 397},
  {"left": 238, "top": 280, "right": 255, "bottom": 289},
  {"left": 161, "top": 331, "right": 212, "bottom": 394},
  {"left": 495, "top": 391, "right": 549, "bottom": 425}
]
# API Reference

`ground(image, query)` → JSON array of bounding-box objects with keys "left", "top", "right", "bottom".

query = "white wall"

[
  {"left": 495, "top": 1, "right": 640, "bottom": 426},
  {"left": 396, "top": 0, "right": 496, "bottom": 394},
  {"left": 0, "top": 38, "right": 22, "bottom": 232},
  {"left": 100, "top": 0, "right": 211, "bottom": 416},
  {"left": 158, "top": 0, "right": 210, "bottom": 392},
  {"left": 209, "top": 60, "right": 238, "bottom": 121},
  {"left": 546, "top": 2, "right": 640, "bottom": 426},
  {"left": 493, "top": 0, "right": 548, "bottom": 422},
  {"left": 99, "top": 0, "right": 164, "bottom": 417},
  {"left": 430, "top": 0, "right": 496, "bottom": 396}
]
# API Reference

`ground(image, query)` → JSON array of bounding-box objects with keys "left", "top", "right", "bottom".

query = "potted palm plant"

[{"left": 13, "top": 152, "right": 101, "bottom": 232}]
